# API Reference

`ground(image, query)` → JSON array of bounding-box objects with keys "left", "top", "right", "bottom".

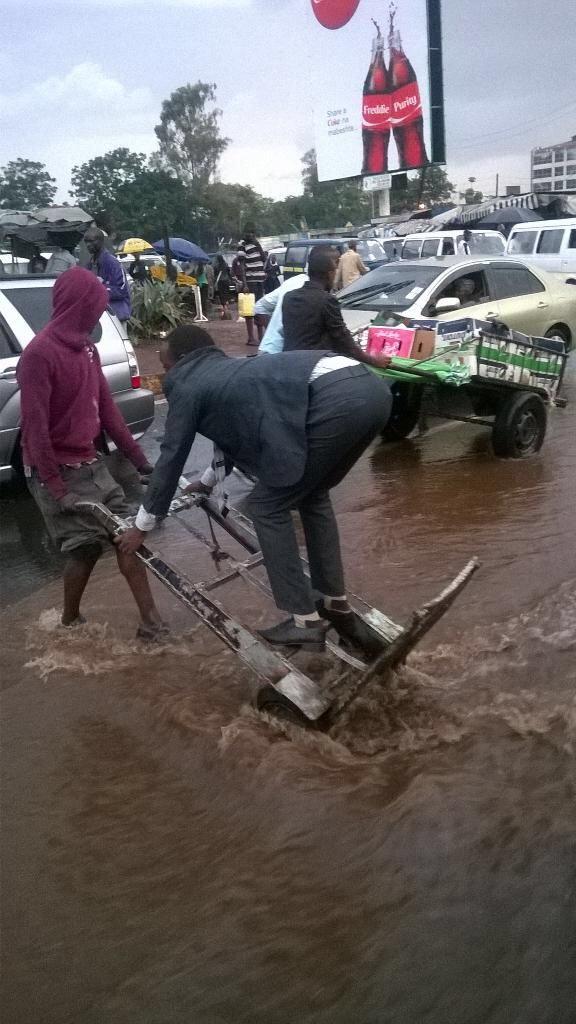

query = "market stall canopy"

[
  {"left": 118, "top": 237, "right": 154, "bottom": 255},
  {"left": 35, "top": 205, "right": 92, "bottom": 224},
  {"left": 153, "top": 237, "right": 209, "bottom": 262},
  {"left": 476, "top": 208, "right": 543, "bottom": 229},
  {"left": 391, "top": 206, "right": 462, "bottom": 236},
  {"left": 1, "top": 220, "right": 88, "bottom": 259},
  {"left": 0, "top": 210, "right": 43, "bottom": 235},
  {"left": 458, "top": 191, "right": 576, "bottom": 225}
]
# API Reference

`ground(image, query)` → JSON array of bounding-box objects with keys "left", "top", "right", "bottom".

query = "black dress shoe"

[
  {"left": 316, "top": 601, "right": 385, "bottom": 660},
  {"left": 258, "top": 618, "right": 328, "bottom": 652}
]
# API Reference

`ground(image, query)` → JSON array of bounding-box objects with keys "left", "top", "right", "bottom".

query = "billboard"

[{"left": 309, "top": 0, "right": 445, "bottom": 181}]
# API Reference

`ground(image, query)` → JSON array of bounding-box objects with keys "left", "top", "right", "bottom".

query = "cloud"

[
  {"left": 0, "top": 63, "right": 158, "bottom": 199},
  {"left": 0, "top": 62, "right": 155, "bottom": 134},
  {"left": 0, "top": 59, "right": 303, "bottom": 202},
  {"left": 220, "top": 143, "right": 303, "bottom": 200}
]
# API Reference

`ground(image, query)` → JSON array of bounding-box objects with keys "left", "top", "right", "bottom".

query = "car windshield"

[
  {"left": 467, "top": 233, "right": 505, "bottom": 254},
  {"left": 5, "top": 286, "right": 103, "bottom": 342},
  {"left": 338, "top": 264, "right": 443, "bottom": 311},
  {"left": 508, "top": 231, "right": 537, "bottom": 254},
  {"left": 356, "top": 240, "right": 386, "bottom": 262}
]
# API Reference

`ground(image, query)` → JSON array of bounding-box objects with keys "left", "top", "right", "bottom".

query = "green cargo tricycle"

[{"left": 375, "top": 323, "right": 568, "bottom": 458}]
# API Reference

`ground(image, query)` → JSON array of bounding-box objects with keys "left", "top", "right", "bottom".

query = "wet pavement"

[{"left": 2, "top": 366, "right": 576, "bottom": 1024}]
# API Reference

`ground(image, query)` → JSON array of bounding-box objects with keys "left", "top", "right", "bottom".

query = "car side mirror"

[{"left": 434, "top": 296, "right": 461, "bottom": 313}]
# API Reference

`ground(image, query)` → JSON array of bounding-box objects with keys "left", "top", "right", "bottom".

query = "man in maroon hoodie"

[{"left": 17, "top": 266, "right": 165, "bottom": 638}]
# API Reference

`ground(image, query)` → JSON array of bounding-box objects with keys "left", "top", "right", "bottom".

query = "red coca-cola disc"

[{"left": 310, "top": 0, "right": 361, "bottom": 30}]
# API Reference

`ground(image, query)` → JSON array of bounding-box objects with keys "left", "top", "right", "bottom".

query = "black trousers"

[{"left": 247, "top": 366, "right": 392, "bottom": 615}]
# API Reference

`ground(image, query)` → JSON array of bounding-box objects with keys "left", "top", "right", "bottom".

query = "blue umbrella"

[{"left": 153, "top": 237, "right": 209, "bottom": 262}]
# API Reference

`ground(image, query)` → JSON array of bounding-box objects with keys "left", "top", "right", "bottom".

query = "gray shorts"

[{"left": 28, "top": 459, "right": 130, "bottom": 555}]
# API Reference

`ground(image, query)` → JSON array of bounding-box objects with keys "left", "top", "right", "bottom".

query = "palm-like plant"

[{"left": 129, "top": 280, "right": 186, "bottom": 340}]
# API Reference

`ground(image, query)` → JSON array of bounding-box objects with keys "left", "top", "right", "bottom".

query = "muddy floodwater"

[{"left": 1, "top": 374, "right": 576, "bottom": 1024}]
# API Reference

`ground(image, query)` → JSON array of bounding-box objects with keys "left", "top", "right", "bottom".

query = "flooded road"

[{"left": 2, "top": 374, "right": 576, "bottom": 1024}]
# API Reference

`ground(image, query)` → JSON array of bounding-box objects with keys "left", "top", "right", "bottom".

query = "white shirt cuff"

[
  {"left": 200, "top": 466, "right": 217, "bottom": 488},
  {"left": 135, "top": 506, "right": 157, "bottom": 531}
]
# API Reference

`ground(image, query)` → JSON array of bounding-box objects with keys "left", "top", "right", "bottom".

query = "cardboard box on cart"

[{"left": 367, "top": 325, "right": 436, "bottom": 360}]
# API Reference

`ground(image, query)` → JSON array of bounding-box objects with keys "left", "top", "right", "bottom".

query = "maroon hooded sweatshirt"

[{"left": 17, "top": 266, "right": 147, "bottom": 500}]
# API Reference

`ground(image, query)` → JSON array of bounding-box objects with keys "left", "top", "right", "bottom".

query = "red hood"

[{"left": 50, "top": 267, "right": 109, "bottom": 350}]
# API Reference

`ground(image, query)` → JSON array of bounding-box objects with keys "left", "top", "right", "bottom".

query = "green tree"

[
  {"left": 199, "top": 182, "right": 273, "bottom": 246},
  {"left": 70, "top": 148, "right": 147, "bottom": 213},
  {"left": 391, "top": 165, "right": 455, "bottom": 213},
  {"left": 154, "top": 82, "right": 229, "bottom": 185},
  {"left": 113, "top": 170, "right": 190, "bottom": 242},
  {"left": 0, "top": 158, "right": 57, "bottom": 209},
  {"left": 299, "top": 148, "right": 370, "bottom": 229},
  {"left": 261, "top": 196, "right": 310, "bottom": 236}
]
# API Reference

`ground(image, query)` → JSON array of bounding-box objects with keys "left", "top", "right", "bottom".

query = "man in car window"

[
  {"left": 16, "top": 267, "right": 165, "bottom": 639},
  {"left": 452, "top": 277, "right": 478, "bottom": 308},
  {"left": 84, "top": 226, "right": 131, "bottom": 322}
]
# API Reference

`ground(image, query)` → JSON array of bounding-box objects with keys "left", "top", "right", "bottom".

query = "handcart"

[
  {"left": 79, "top": 490, "right": 478, "bottom": 730},
  {"left": 378, "top": 322, "right": 568, "bottom": 458}
]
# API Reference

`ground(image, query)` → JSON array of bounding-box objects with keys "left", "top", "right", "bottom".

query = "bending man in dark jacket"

[
  {"left": 117, "top": 325, "right": 393, "bottom": 654},
  {"left": 190, "top": 245, "right": 388, "bottom": 497}
]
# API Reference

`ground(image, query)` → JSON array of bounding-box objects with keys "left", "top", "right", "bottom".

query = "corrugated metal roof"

[
  {"left": 459, "top": 192, "right": 576, "bottom": 224},
  {"left": 35, "top": 206, "right": 92, "bottom": 223}
]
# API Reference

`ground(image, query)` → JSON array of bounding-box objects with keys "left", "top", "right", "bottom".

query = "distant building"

[
  {"left": 505, "top": 185, "right": 521, "bottom": 196},
  {"left": 531, "top": 134, "right": 576, "bottom": 192}
]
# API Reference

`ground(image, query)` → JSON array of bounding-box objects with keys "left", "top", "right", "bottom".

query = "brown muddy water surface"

[{"left": 1, "top": 374, "right": 576, "bottom": 1024}]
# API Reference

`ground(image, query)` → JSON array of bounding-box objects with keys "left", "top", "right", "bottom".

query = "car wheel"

[
  {"left": 381, "top": 383, "right": 423, "bottom": 442},
  {"left": 545, "top": 325, "right": 572, "bottom": 351},
  {"left": 492, "top": 393, "right": 547, "bottom": 458}
]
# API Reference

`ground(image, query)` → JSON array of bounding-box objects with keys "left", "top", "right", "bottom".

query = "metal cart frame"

[{"left": 79, "top": 491, "right": 478, "bottom": 729}]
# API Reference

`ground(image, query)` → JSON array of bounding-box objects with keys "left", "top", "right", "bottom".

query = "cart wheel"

[
  {"left": 492, "top": 393, "right": 547, "bottom": 458},
  {"left": 256, "top": 686, "right": 316, "bottom": 729},
  {"left": 381, "top": 383, "right": 422, "bottom": 442}
]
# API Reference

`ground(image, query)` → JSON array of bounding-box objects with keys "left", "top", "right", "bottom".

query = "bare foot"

[
  {"left": 136, "top": 622, "right": 171, "bottom": 643},
  {"left": 61, "top": 614, "right": 87, "bottom": 627}
]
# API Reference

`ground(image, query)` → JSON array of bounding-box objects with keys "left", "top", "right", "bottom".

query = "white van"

[
  {"left": 401, "top": 230, "right": 506, "bottom": 260},
  {"left": 506, "top": 218, "right": 576, "bottom": 273}
]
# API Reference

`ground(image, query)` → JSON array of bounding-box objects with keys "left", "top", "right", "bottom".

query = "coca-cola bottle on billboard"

[
  {"left": 362, "top": 20, "right": 391, "bottom": 175},
  {"left": 388, "top": 17, "right": 428, "bottom": 169}
]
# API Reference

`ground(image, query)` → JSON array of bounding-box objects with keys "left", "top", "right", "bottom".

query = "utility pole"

[{"left": 495, "top": 173, "right": 499, "bottom": 197}]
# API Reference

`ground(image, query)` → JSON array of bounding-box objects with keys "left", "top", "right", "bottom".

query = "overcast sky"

[{"left": 1, "top": 0, "right": 575, "bottom": 203}]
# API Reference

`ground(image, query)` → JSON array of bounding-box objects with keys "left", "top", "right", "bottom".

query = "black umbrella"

[
  {"left": 3, "top": 221, "right": 87, "bottom": 259},
  {"left": 476, "top": 207, "right": 543, "bottom": 228}
]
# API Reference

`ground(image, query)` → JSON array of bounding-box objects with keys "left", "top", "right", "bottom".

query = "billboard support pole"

[{"left": 375, "top": 188, "right": 391, "bottom": 218}]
